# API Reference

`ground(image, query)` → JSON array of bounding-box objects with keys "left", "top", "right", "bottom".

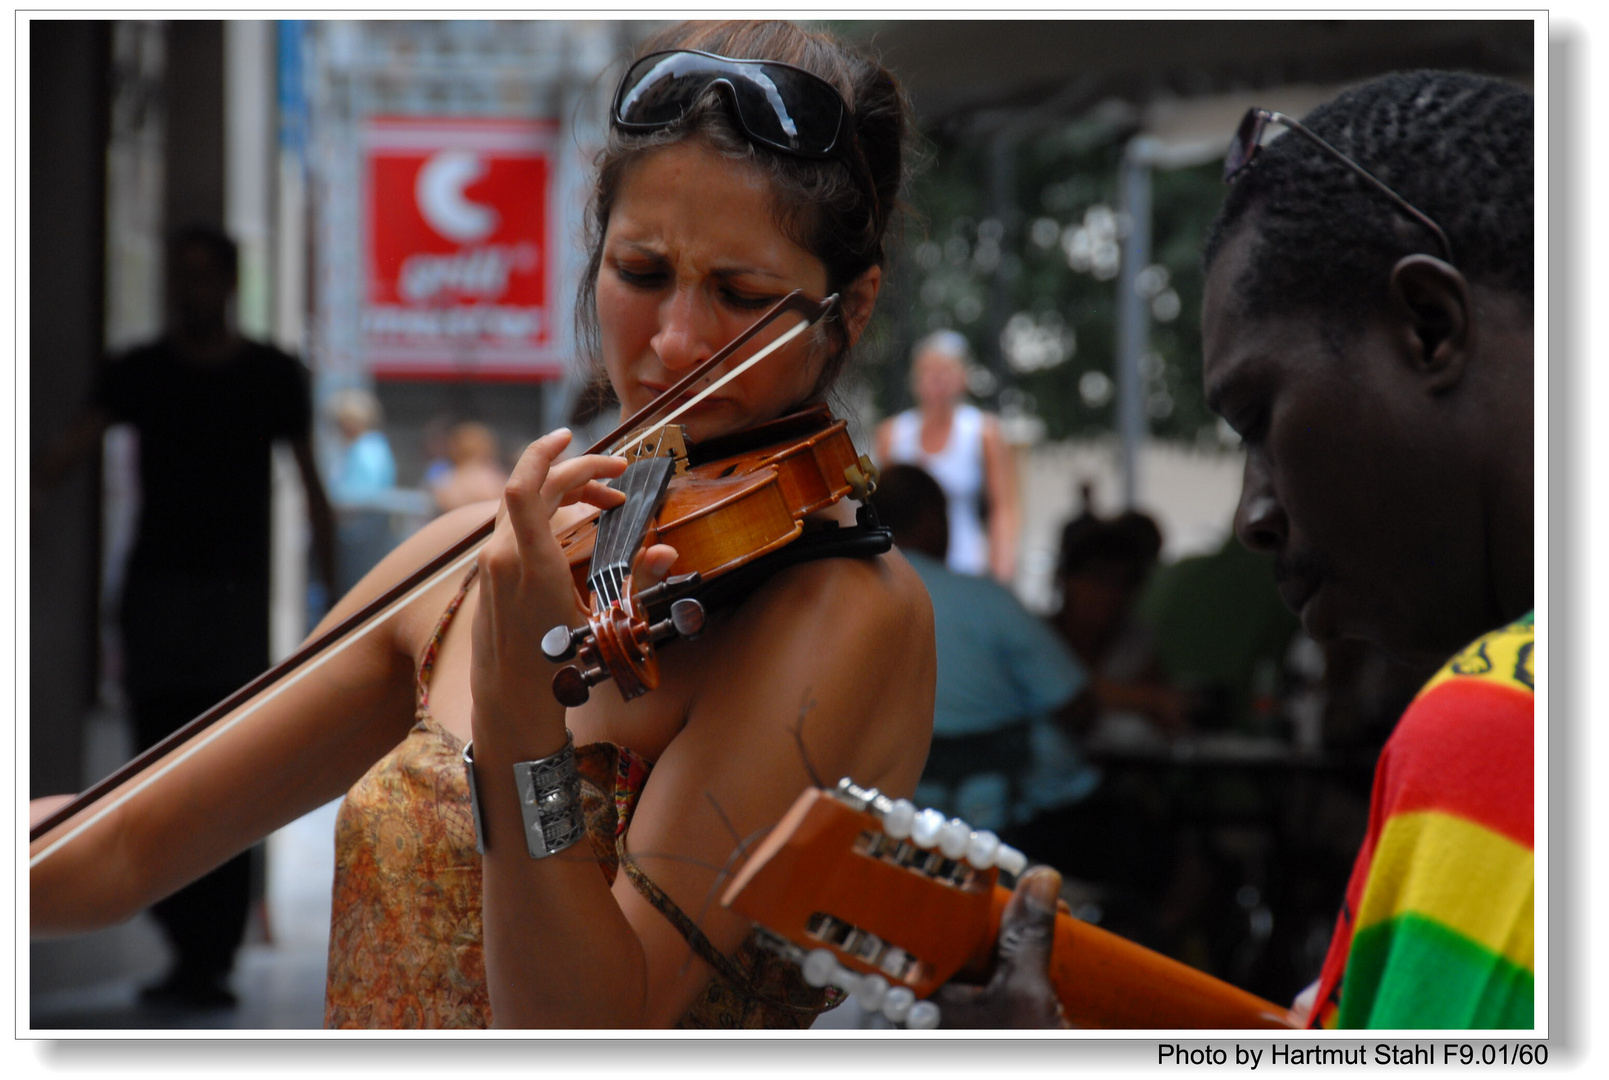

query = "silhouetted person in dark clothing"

[{"left": 37, "top": 224, "right": 335, "bottom": 1008}]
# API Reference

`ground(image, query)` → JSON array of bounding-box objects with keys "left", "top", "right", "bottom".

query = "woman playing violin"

[{"left": 32, "top": 19, "right": 936, "bottom": 1029}]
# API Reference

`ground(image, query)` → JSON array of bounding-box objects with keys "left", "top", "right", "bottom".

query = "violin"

[
  {"left": 540, "top": 400, "right": 881, "bottom": 705},
  {"left": 31, "top": 289, "right": 883, "bottom": 849}
]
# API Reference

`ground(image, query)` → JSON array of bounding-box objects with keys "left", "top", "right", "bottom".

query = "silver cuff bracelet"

[{"left": 463, "top": 731, "right": 585, "bottom": 860}]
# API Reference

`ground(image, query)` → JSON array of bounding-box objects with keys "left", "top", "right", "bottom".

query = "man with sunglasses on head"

[{"left": 951, "top": 70, "right": 1533, "bottom": 1031}]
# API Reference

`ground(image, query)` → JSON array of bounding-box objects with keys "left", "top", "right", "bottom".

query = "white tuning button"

[
  {"left": 938, "top": 818, "right": 971, "bottom": 860},
  {"left": 911, "top": 808, "right": 946, "bottom": 849},
  {"left": 830, "top": 966, "right": 864, "bottom": 995},
  {"left": 994, "top": 843, "right": 1029, "bottom": 877},
  {"left": 906, "top": 1000, "right": 941, "bottom": 1029},
  {"left": 883, "top": 799, "right": 917, "bottom": 840},
  {"left": 881, "top": 985, "right": 916, "bottom": 1023},
  {"left": 802, "top": 948, "right": 838, "bottom": 989},
  {"left": 965, "top": 829, "right": 1001, "bottom": 869},
  {"left": 853, "top": 973, "right": 889, "bottom": 1011}
]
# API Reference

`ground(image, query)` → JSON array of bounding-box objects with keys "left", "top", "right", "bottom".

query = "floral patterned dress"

[{"left": 323, "top": 567, "right": 836, "bottom": 1029}]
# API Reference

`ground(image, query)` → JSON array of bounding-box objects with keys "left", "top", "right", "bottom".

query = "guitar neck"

[{"left": 987, "top": 885, "right": 1297, "bottom": 1029}]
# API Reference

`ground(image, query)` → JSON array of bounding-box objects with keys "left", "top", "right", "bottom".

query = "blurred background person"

[
  {"left": 875, "top": 330, "right": 1020, "bottom": 584},
  {"left": 1137, "top": 527, "right": 1302, "bottom": 737},
  {"left": 872, "top": 464, "right": 1093, "bottom": 839},
  {"left": 325, "top": 387, "right": 398, "bottom": 596},
  {"left": 428, "top": 421, "right": 508, "bottom": 514},
  {"left": 326, "top": 387, "right": 395, "bottom": 503},
  {"left": 34, "top": 222, "right": 334, "bottom": 1009},
  {"left": 419, "top": 413, "right": 456, "bottom": 491},
  {"left": 1052, "top": 495, "right": 1193, "bottom": 747}
]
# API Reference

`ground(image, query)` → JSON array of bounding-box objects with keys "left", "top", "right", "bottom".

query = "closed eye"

[
  {"left": 613, "top": 264, "right": 667, "bottom": 289},
  {"left": 720, "top": 287, "right": 778, "bottom": 311}
]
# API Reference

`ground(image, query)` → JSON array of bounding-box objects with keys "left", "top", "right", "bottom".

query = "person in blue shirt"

[
  {"left": 872, "top": 464, "right": 1096, "bottom": 835},
  {"left": 328, "top": 388, "right": 397, "bottom": 502}
]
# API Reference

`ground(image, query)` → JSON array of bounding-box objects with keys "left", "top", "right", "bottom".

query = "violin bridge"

[{"left": 619, "top": 424, "right": 690, "bottom": 474}]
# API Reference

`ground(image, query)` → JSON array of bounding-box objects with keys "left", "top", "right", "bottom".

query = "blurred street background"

[{"left": 28, "top": 17, "right": 1533, "bottom": 1030}]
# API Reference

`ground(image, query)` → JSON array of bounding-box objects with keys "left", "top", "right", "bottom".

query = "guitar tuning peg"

[
  {"left": 994, "top": 842, "right": 1029, "bottom": 877},
  {"left": 801, "top": 947, "right": 864, "bottom": 997},
  {"left": 883, "top": 799, "right": 916, "bottom": 840},
  {"left": 911, "top": 807, "right": 946, "bottom": 849},
  {"left": 964, "top": 829, "right": 1001, "bottom": 869},
  {"left": 852, "top": 973, "right": 889, "bottom": 1011},
  {"left": 938, "top": 818, "right": 971, "bottom": 860},
  {"left": 906, "top": 1000, "right": 941, "bottom": 1029},
  {"left": 880, "top": 985, "right": 916, "bottom": 1024},
  {"left": 802, "top": 948, "right": 838, "bottom": 989}
]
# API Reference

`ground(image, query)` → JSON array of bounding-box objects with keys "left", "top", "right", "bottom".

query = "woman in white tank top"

[{"left": 875, "top": 330, "right": 1020, "bottom": 582}]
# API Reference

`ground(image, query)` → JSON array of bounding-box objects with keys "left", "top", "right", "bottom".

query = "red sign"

[{"left": 362, "top": 117, "right": 562, "bottom": 379}]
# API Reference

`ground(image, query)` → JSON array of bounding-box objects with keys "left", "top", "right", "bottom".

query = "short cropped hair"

[{"left": 1202, "top": 71, "right": 1532, "bottom": 328}]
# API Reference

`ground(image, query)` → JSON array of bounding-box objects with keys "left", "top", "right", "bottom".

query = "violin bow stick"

[
  {"left": 592, "top": 291, "right": 839, "bottom": 458},
  {"left": 29, "top": 292, "right": 838, "bottom": 849},
  {"left": 30, "top": 532, "right": 489, "bottom": 853}
]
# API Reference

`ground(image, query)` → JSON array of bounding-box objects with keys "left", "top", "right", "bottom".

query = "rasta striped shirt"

[{"left": 1310, "top": 612, "right": 1535, "bottom": 1030}]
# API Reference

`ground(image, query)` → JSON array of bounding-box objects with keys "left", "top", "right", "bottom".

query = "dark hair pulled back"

[{"left": 576, "top": 20, "right": 913, "bottom": 398}]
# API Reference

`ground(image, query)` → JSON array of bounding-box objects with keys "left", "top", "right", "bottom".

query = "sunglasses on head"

[
  {"left": 1224, "top": 107, "right": 1455, "bottom": 266},
  {"left": 612, "top": 49, "right": 852, "bottom": 159}
]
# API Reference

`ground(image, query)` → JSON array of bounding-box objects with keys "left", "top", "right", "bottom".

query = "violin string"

[
  {"left": 29, "top": 540, "right": 489, "bottom": 870},
  {"left": 611, "top": 316, "right": 813, "bottom": 460}
]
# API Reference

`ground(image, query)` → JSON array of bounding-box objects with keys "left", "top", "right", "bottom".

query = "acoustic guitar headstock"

[{"left": 721, "top": 779, "right": 1029, "bottom": 1027}]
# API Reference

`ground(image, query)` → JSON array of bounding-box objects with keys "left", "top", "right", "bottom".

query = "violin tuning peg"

[
  {"left": 551, "top": 666, "right": 592, "bottom": 707},
  {"left": 670, "top": 598, "right": 705, "bottom": 640},
  {"left": 541, "top": 624, "right": 580, "bottom": 662}
]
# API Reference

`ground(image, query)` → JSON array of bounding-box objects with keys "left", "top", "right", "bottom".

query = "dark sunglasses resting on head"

[
  {"left": 613, "top": 49, "right": 852, "bottom": 158},
  {"left": 1225, "top": 107, "right": 1455, "bottom": 266}
]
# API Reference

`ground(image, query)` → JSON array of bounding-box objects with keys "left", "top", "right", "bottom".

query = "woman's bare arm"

[{"left": 29, "top": 505, "right": 496, "bottom": 936}]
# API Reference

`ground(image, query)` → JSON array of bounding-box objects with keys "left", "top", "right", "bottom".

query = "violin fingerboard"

[{"left": 590, "top": 456, "right": 675, "bottom": 599}]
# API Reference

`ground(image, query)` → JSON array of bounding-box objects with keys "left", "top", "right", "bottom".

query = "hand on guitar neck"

[
  {"left": 722, "top": 779, "right": 1299, "bottom": 1029},
  {"left": 930, "top": 866, "right": 1067, "bottom": 1029}
]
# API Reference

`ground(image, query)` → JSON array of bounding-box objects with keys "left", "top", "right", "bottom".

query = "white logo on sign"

[{"left": 416, "top": 150, "right": 499, "bottom": 243}]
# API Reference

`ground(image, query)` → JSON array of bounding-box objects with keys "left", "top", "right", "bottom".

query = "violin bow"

[
  {"left": 594, "top": 290, "right": 837, "bottom": 457},
  {"left": 30, "top": 291, "right": 839, "bottom": 849}
]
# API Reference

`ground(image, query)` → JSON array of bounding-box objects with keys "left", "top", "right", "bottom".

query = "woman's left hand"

[{"left": 469, "top": 429, "right": 628, "bottom": 748}]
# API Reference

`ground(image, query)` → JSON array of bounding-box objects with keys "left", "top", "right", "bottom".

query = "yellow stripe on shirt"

[
  {"left": 1354, "top": 810, "right": 1534, "bottom": 973},
  {"left": 1417, "top": 621, "right": 1534, "bottom": 700}
]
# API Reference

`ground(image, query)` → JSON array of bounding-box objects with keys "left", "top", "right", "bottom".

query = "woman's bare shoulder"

[
  {"left": 714, "top": 543, "right": 936, "bottom": 714},
  {"left": 755, "top": 543, "right": 930, "bottom": 637}
]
